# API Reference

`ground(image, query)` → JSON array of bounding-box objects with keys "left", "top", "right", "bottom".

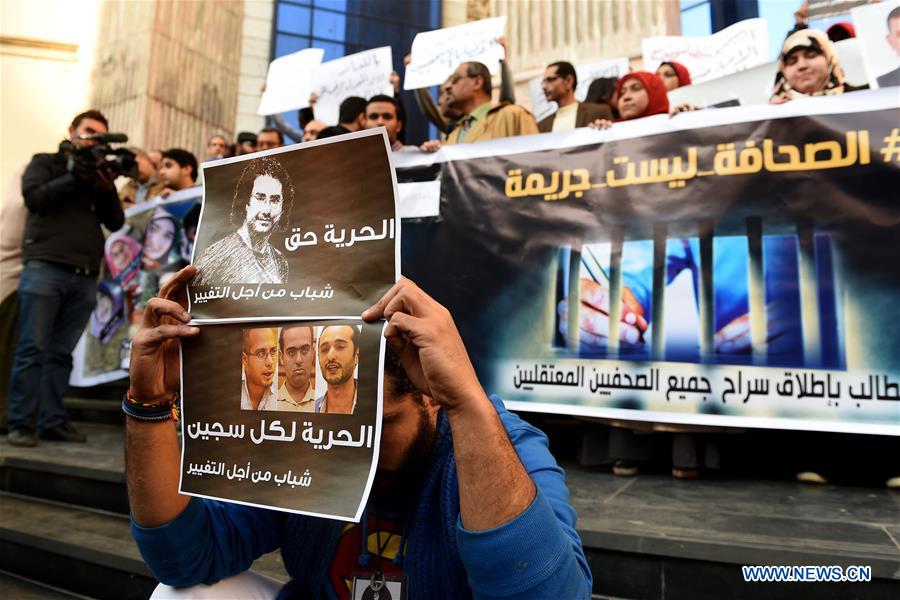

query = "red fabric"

[
  {"left": 827, "top": 22, "right": 856, "bottom": 40},
  {"left": 665, "top": 61, "right": 692, "bottom": 86},
  {"left": 615, "top": 71, "right": 670, "bottom": 120}
]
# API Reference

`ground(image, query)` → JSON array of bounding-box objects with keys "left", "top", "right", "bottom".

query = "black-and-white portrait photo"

[
  {"left": 193, "top": 156, "right": 295, "bottom": 285},
  {"left": 188, "top": 130, "right": 397, "bottom": 321}
]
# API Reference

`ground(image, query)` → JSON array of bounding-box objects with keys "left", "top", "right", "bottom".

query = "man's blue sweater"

[{"left": 132, "top": 395, "right": 592, "bottom": 598}]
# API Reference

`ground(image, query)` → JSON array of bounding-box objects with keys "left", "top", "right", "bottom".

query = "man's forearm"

[
  {"left": 125, "top": 418, "right": 190, "bottom": 527},
  {"left": 445, "top": 391, "right": 536, "bottom": 531}
]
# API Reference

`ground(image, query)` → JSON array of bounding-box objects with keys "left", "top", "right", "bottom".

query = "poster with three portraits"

[{"left": 180, "top": 129, "right": 399, "bottom": 522}]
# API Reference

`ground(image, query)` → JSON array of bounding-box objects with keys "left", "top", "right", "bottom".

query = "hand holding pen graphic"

[{"left": 558, "top": 278, "right": 649, "bottom": 348}]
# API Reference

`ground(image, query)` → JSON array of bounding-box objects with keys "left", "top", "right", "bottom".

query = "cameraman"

[{"left": 6, "top": 110, "right": 125, "bottom": 447}]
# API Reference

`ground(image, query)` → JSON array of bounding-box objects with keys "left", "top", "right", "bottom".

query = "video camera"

[{"left": 62, "top": 132, "right": 137, "bottom": 179}]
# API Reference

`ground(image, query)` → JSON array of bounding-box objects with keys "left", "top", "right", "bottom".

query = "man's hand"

[
  {"left": 365, "top": 278, "right": 536, "bottom": 532},
  {"left": 129, "top": 265, "right": 199, "bottom": 402},
  {"left": 390, "top": 70, "right": 401, "bottom": 94},
  {"left": 419, "top": 139, "right": 442, "bottom": 153},
  {"left": 558, "top": 278, "right": 648, "bottom": 348},
  {"left": 362, "top": 277, "right": 482, "bottom": 414},
  {"left": 589, "top": 118, "right": 614, "bottom": 129},
  {"left": 669, "top": 103, "right": 702, "bottom": 117},
  {"left": 94, "top": 167, "right": 116, "bottom": 191}
]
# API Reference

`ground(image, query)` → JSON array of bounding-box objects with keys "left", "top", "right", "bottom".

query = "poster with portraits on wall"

[
  {"left": 71, "top": 191, "right": 204, "bottom": 386},
  {"left": 180, "top": 129, "right": 399, "bottom": 522}
]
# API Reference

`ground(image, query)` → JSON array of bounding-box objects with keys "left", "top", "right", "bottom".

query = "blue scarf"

[{"left": 277, "top": 410, "right": 470, "bottom": 599}]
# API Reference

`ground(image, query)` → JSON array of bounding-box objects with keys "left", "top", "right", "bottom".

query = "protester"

[
  {"left": 336, "top": 96, "right": 368, "bottom": 134},
  {"left": 156, "top": 148, "right": 198, "bottom": 198},
  {"left": 421, "top": 61, "right": 538, "bottom": 152},
  {"left": 656, "top": 61, "right": 692, "bottom": 92},
  {"left": 584, "top": 76, "right": 619, "bottom": 119},
  {"left": 256, "top": 127, "right": 284, "bottom": 151},
  {"left": 412, "top": 36, "right": 516, "bottom": 137},
  {"left": 6, "top": 110, "right": 125, "bottom": 447},
  {"left": 826, "top": 22, "right": 855, "bottom": 42},
  {"left": 117, "top": 147, "right": 162, "bottom": 208},
  {"left": 365, "top": 94, "right": 414, "bottom": 151},
  {"left": 590, "top": 71, "right": 670, "bottom": 129},
  {"left": 234, "top": 132, "right": 257, "bottom": 156},
  {"left": 302, "top": 119, "right": 327, "bottom": 142},
  {"left": 770, "top": 29, "right": 865, "bottom": 104},
  {"left": 205, "top": 134, "right": 230, "bottom": 161},
  {"left": 537, "top": 61, "right": 612, "bottom": 132},
  {"left": 0, "top": 164, "right": 28, "bottom": 432},
  {"left": 147, "top": 149, "right": 163, "bottom": 172},
  {"left": 126, "top": 271, "right": 591, "bottom": 598}
]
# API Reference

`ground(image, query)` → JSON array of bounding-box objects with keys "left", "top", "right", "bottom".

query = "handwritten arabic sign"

[
  {"left": 180, "top": 319, "right": 385, "bottom": 520},
  {"left": 642, "top": 18, "right": 768, "bottom": 84},
  {"left": 398, "top": 93, "right": 900, "bottom": 434},
  {"left": 257, "top": 48, "right": 325, "bottom": 116},
  {"left": 189, "top": 129, "right": 398, "bottom": 321},
  {"left": 314, "top": 47, "right": 394, "bottom": 126},
  {"left": 529, "top": 57, "right": 630, "bottom": 122},
  {"left": 403, "top": 16, "right": 507, "bottom": 90}
]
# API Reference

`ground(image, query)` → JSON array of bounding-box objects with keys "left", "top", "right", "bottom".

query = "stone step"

[
  {"left": 0, "top": 493, "right": 288, "bottom": 598},
  {"left": 0, "top": 569, "right": 91, "bottom": 599},
  {"left": 64, "top": 397, "right": 124, "bottom": 427},
  {"left": 0, "top": 422, "right": 128, "bottom": 514}
]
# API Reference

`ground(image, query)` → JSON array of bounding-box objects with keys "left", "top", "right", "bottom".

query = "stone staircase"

[
  {"left": 0, "top": 395, "right": 287, "bottom": 599},
  {"left": 1, "top": 395, "right": 898, "bottom": 599}
]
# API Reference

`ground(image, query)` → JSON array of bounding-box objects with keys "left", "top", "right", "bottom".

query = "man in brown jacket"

[
  {"left": 537, "top": 61, "right": 612, "bottom": 133},
  {"left": 443, "top": 62, "right": 539, "bottom": 145}
]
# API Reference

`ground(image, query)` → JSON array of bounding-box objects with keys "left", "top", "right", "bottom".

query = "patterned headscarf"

[{"left": 770, "top": 29, "right": 846, "bottom": 103}]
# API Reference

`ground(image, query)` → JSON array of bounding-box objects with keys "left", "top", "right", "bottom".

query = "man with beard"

[
  {"left": 315, "top": 324, "right": 358, "bottom": 414},
  {"left": 126, "top": 270, "right": 591, "bottom": 598},
  {"left": 192, "top": 156, "right": 293, "bottom": 285},
  {"left": 276, "top": 324, "right": 316, "bottom": 412},
  {"left": 240, "top": 327, "right": 278, "bottom": 411}
]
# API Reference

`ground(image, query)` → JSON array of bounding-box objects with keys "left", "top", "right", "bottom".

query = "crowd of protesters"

[
  {"left": 1, "top": 6, "right": 895, "bottom": 486},
  {"left": 0, "top": 7, "right": 896, "bottom": 599}
]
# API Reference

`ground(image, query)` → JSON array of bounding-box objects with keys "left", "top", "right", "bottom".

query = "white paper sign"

[
  {"left": 404, "top": 16, "right": 507, "bottom": 90},
  {"left": 529, "top": 57, "right": 631, "bottom": 122},
  {"left": 642, "top": 18, "right": 769, "bottom": 84},
  {"left": 257, "top": 48, "right": 325, "bottom": 116},
  {"left": 851, "top": 1, "right": 900, "bottom": 89},
  {"left": 313, "top": 47, "right": 394, "bottom": 125}
]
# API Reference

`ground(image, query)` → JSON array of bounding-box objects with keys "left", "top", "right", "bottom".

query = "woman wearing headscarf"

[
  {"left": 656, "top": 61, "right": 692, "bottom": 92},
  {"left": 589, "top": 71, "right": 670, "bottom": 129},
  {"left": 770, "top": 28, "right": 864, "bottom": 104}
]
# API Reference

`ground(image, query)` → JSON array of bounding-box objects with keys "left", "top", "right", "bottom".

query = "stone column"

[{"left": 89, "top": 0, "right": 244, "bottom": 158}]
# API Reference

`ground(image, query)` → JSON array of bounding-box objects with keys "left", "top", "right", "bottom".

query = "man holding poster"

[{"left": 125, "top": 270, "right": 591, "bottom": 599}]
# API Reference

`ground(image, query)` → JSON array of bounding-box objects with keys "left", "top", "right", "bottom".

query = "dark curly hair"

[{"left": 229, "top": 156, "right": 295, "bottom": 232}]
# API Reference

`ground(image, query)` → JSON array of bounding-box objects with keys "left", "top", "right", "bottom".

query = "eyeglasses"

[{"left": 247, "top": 348, "right": 277, "bottom": 361}]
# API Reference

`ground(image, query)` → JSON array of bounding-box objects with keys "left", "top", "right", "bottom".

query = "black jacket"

[{"left": 21, "top": 143, "right": 125, "bottom": 271}]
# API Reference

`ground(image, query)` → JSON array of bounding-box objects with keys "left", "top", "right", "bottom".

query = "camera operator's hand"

[
  {"left": 66, "top": 151, "right": 99, "bottom": 180},
  {"left": 94, "top": 166, "right": 116, "bottom": 191}
]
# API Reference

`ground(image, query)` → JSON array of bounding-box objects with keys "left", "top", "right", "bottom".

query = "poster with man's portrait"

[
  {"left": 187, "top": 129, "right": 399, "bottom": 321},
  {"left": 852, "top": 1, "right": 900, "bottom": 89},
  {"left": 181, "top": 319, "right": 384, "bottom": 521}
]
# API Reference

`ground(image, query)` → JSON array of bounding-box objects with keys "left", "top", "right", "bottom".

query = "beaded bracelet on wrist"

[{"left": 122, "top": 398, "right": 180, "bottom": 422}]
